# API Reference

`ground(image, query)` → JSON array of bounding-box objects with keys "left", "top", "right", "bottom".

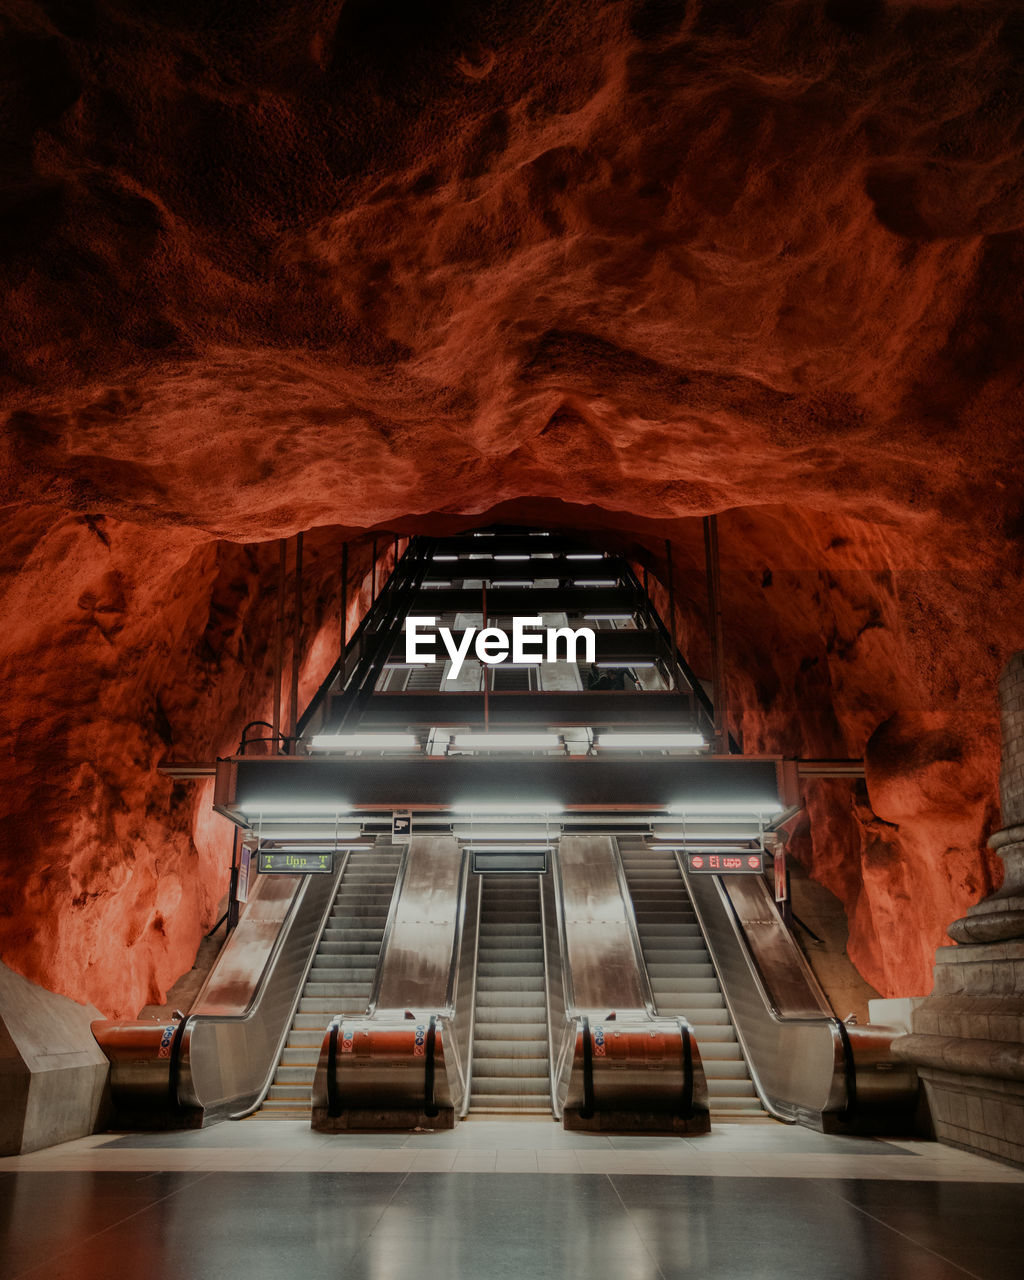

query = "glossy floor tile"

[
  {"left": 2, "top": 1170, "right": 1022, "bottom": 1280},
  {"left": 3, "top": 1121, "right": 1023, "bottom": 1279}
]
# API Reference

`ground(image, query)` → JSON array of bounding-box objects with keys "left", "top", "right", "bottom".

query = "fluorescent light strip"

[
  {"left": 451, "top": 801, "right": 564, "bottom": 815},
  {"left": 651, "top": 830, "right": 757, "bottom": 840},
  {"left": 575, "top": 579, "right": 619, "bottom": 587},
  {"left": 490, "top": 580, "right": 533, "bottom": 588},
  {"left": 311, "top": 733, "right": 418, "bottom": 751},
  {"left": 434, "top": 555, "right": 459, "bottom": 561},
  {"left": 494, "top": 554, "right": 530, "bottom": 561},
  {"left": 566, "top": 553, "right": 604, "bottom": 560},
  {"left": 239, "top": 801, "right": 352, "bottom": 816},
  {"left": 453, "top": 826, "right": 559, "bottom": 839},
  {"left": 466, "top": 844, "right": 552, "bottom": 854},
  {"left": 598, "top": 733, "right": 705, "bottom": 748},
  {"left": 251, "top": 827, "right": 363, "bottom": 840},
  {"left": 452, "top": 733, "right": 561, "bottom": 750},
  {"left": 668, "top": 801, "right": 783, "bottom": 816},
  {"left": 594, "top": 661, "right": 656, "bottom": 668},
  {"left": 584, "top": 613, "right": 633, "bottom": 621},
  {"left": 421, "top": 581, "right": 452, "bottom": 588},
  {"left": 265, "top": 843, "right": 374, "bottom": 853}
]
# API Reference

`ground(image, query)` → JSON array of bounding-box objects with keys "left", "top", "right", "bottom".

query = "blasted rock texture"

[{"left": 1, "top": 1, "right": 1024, "bottom": 1010}]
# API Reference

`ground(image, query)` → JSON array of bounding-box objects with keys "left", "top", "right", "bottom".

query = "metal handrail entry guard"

[
  {"left": 678, "top": 855, "right": 918, "bottom": 1132},
  {"left": 547, "top": 835, "right": 710, "bottom": 1134},
  {"left": 311, "top": 838, "right": 480, "bottom": 1131},
  {"left": 92, "top": 853, "right": 349, "bottom": 1127},
  {"left": 176, "top": 851, "right": 350, "bottom": 1122}
]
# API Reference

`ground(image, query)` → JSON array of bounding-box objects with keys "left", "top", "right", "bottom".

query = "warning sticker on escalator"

[{"left": 593, "top": 1025, "right": 606, "bottom": 1057}]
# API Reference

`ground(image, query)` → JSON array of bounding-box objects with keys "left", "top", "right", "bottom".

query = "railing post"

[
  {"left": 703, "top": 515, "right": 728, "bottom": 753},
  {"left": 288, "top": 532, "right": 303, "bottom": 750},
  {"left": 272, "top": 538, "right": 287, "bottom": 753}
]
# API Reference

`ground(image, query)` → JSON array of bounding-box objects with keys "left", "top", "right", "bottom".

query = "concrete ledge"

[
  {"left": 0, "top": 962, "right": 109, "bottom": 1154},
  {"left": 892, "top": 1032, "right": 1024, "bottom": 1083}
]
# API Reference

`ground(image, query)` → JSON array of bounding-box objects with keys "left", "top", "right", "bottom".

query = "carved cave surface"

[{"left": 1, "top": 1, "right": 1022, "bottom": 1015}]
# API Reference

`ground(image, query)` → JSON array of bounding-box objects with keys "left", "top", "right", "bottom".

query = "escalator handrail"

[
  {"left": 173, "top": 850, "right": 351, "bottom": 1117},
  {"left": 677, "top": 855, "right": 849, "bottom": 1120},
  {"left": 364, "top": 841, "right": 413, "bottom": 1017},
  {"left": 610, "top": 838, "right": 660, "bottom": 1020}
]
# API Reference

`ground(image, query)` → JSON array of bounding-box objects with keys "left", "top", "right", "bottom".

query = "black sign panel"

[
  {"left": 258, "top": 851, "right": 335, "bottom": 874},
  {"left": 686, "top": 852, "right": 764, "bottom": 875}
]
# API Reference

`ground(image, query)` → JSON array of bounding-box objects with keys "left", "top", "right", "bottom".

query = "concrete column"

[
  {"left": 948, "top": 651, "right": 1024, "bottom": 942},
  {"left": 892, "top": 652, "right": 1024, "bottom": 1166}
]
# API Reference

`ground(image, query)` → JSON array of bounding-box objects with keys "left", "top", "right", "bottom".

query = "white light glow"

[
  {"left": 594, "top": 661, "right": 656, "bottom": 668},
  {"left": 575, "top": 579, "right": 619, "bottom": 587},
  {"left": 566, "top": 553, "right": 604, "bottom": 560},
  {"left": 451, "top": 800, "right": 564, "bottom": 815},
  {"left": 466, "top": 844, "right": 553, "bottom": 854},
  {"left": 453, "top": 826, "right": 560, "bottom": 839},
  {"left": 239, "top": 800, "right": 352, "bottom": 816},
  {"left": 598, "top": 732, "right": 705, "bottom": 749},
  {"left": 651, "top": 829, "right": 757, "bottom": 840},
  {"left": 490, "top": 580, "right": 533, "bottom": 588},
  {"left": 434, "top": 555, "right": 459, "bottom": 562},
  {"left": 266, "top": 843, "right": 374, "bottom": 853},
  {"left": 249, "top": 827, "right": 363, "bottom": 839},
  {"left": 311, "top": 733, "right": 418, "bottom": 751},
  {"left": 584, "top": 613, "right": 633, "bottom": 621},
  {"left": 667, "top": 801, "right": 783, "bottom": 816},
  {"left": 452, "top": 733, "right": 561, "bottom": 751},
  {"left": 494, "top": 554, "right": 530, "bottom": 561}
]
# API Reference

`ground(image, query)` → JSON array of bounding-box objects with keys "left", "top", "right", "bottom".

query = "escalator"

[
  {"left": 470, "top": 875, "right": 550, "bottom": 1113},
  {"left": 618, "top": 840, "right": 764, "bottom": 1118},
  {"left": 259, "top": 844, "right": 403, "bottom": 1117}
]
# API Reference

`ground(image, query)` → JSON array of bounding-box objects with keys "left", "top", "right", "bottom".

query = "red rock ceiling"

[{"left": 1, "top": 1, "right": 1023, "bottom": 1016}]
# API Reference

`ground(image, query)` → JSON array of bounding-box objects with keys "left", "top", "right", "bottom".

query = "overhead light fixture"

[
  {"left": 651, "top": 829, "right": 757, "bottom": 840},
  {"left": 494, "top": 554, "right": 530, "bottom": 561},
  {"left": 421, "top": 581, "right": 452, "bottom": 589},
  {"left": 598, "top": 732, "right": 705, "bottom": 749},
  {"left": 311, "top": 733, "right": 418, "bottom": 751},
  {"left": 452, "top": 825, "right": 559, "bottom": 839},
  {"left": 594, "top": 661, "right": 656, "bottom": 669},
  {"left": 451, "top": 733, "right": 561, "bottom": 750},
  {"left": 451, "top": 800, "right": 564, "bottom": 815},
  {"left": 575, "top": 579, "right": 619, "bottom": 587},
  {"left": 238, "top": 800, "right": 352, "bottom": 816},
  {"left": 265, "top": 842, "right": 375, "bottom": 853},
  {"left": 465, "top": 843, "right": 553, "bottom": 854},
  {"left": 434, "top": 555, "right": 459, "bottom": 562},
  {"left": 490, "top": 580, "right": 533, "bottom": 588},
  {"left": 667, "top": 801, "right": 783, "bottom": 816},
  {"left": 584, "top": 613, "right": 633, "bottom": 621},
  {"left": 565, "top": 553, "right": 604, "bottom": 561}
]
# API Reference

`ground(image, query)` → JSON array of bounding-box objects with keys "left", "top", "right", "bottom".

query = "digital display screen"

[
  {"left": 686, "top": 852, "right": 764, "bottom": 875},
  {"left": 258, "top": 851, "right": 334, "bottom": 874}
]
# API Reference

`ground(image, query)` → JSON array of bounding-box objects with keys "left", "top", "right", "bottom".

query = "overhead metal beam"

[
  {"left": 215, "top": 755, "right": 784, "bottom": 824},
  {"left": 405, "top": 587, "right": 633, "bottom": 615},
  {"left": 337, "top": 691, "right": 705, "bottom": 729}
]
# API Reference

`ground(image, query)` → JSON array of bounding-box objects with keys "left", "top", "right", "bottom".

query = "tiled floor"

[{"left": 2, "top": 1120, "right": 1022, "bottom": 1278}]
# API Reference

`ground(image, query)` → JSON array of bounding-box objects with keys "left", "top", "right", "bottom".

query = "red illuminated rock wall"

[{"left": 2, "top": 1, "right": 1023, "bottom": 1009}]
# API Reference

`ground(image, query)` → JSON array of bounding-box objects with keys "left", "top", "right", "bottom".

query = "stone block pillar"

[{"left": 892, "top": 653, "right": 1024, "bottom": 1165}]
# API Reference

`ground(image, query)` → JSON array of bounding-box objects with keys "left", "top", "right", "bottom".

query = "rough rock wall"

[
  {"left": 2, "top": 1, "right": 1024, "bottom": 1008},
  {"left": 0, "top": 515, "right": 388, "bottom": 1017}
]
